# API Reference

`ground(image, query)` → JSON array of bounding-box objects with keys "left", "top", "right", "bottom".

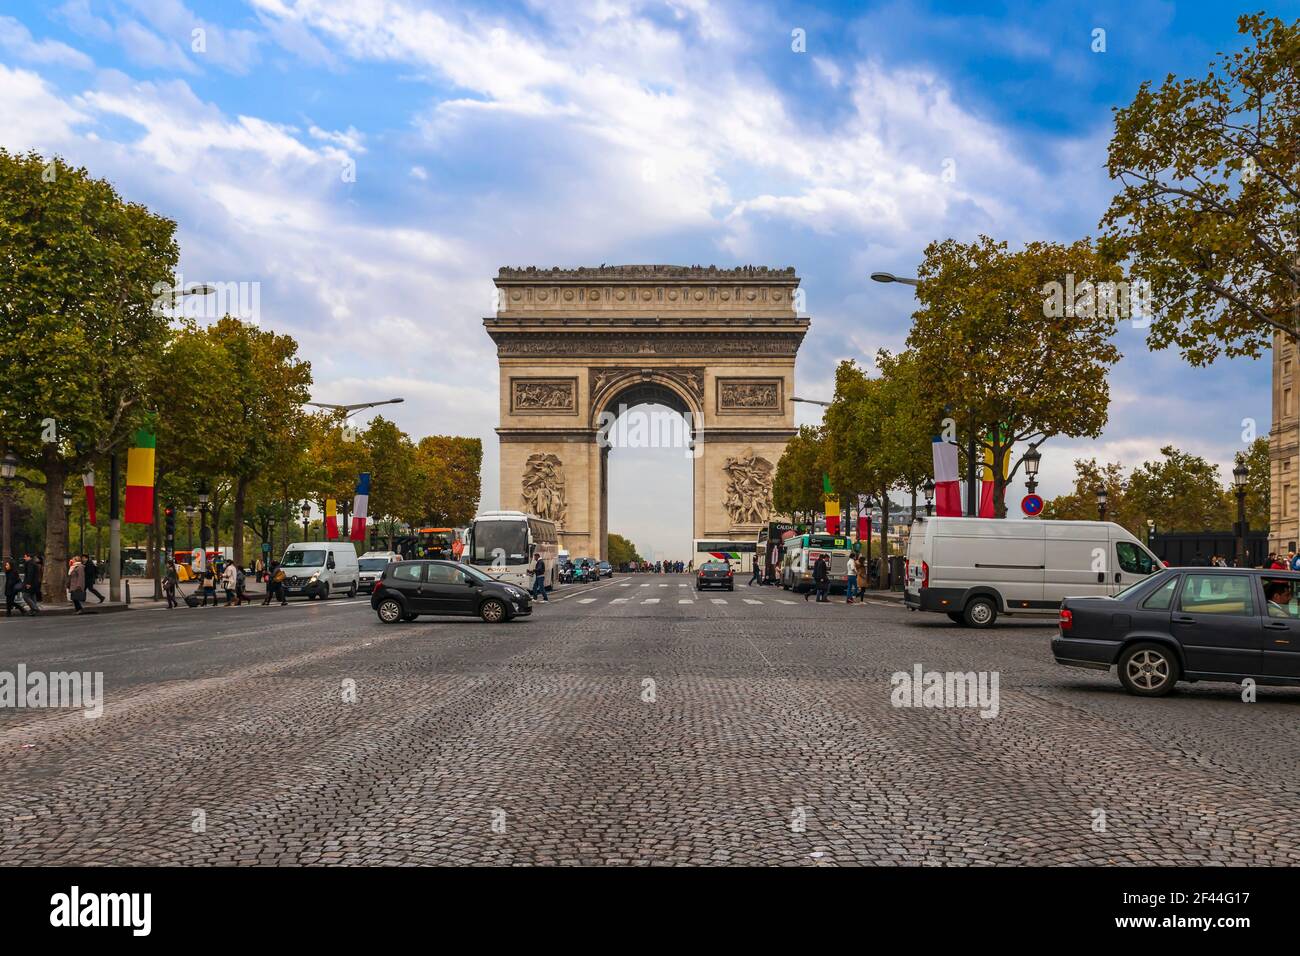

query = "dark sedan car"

[
  {"left": 371, "top": 559, "right": 532, "bottom": 624},
  {"left": 695, "top": 559, "right": 734, "bottom": 591},
  {"left": 1053, "top": 567, "right": 1300, "bottom": 696}
]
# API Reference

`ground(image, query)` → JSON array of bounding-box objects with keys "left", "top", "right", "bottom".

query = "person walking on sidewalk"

[
  {"left": 845, "top": 552, "right": 859, "bottom": 605},
  {"left": 530, "top": 551, "right": 549, "bottom": 602},
  {"left": 200, "top": 564, "right": 218, "bottom": 606},
  {"left": 67, "top": 555, "right": 86, "bottom": 614},
  {"left": 263, "top": 562, "right": 288, "bottom": 606},
  {"left": 83, "top": 554, "right": 106, "bottom": 603},
  {"left": 4, "top": 558, "right": 25, "bottom": 616},
  {"left": 222, "top": 561, "right": 239, "bottom": 606},
  {"left": 163, "top": 559, "right": 179, "bottom": 609},
  {"left": 18, "top": 552, "right": 41, "bottom": 615}
]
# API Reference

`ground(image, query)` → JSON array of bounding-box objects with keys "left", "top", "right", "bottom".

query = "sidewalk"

[{"left": 6, "top": 576, "right": 272, "bottom": 617}]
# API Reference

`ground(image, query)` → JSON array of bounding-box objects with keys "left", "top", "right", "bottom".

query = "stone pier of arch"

[{"left": 485, "top": 265, "right": 810, "bottom": 560}]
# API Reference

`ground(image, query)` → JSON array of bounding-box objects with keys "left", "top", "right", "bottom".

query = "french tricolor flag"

[
  {"left": 931, "top": 438, "right": 963, "bottom": 517},
  {"left": 349, "top": 472, "right": 370, "bottom": 541}
]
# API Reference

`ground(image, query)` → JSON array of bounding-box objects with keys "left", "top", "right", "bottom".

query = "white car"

[{"left": 357, "top": 551, "right": 401, "bottom": 593}]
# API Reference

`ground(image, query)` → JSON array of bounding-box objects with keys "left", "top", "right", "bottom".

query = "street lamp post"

[
  {"left": 301, "top": 502, "right": 311, "bottom": 542},
  {"left": 1233, "top": 462, "right": 1249, "bottom": 567},
  {"left": 185, "top": 506, "right": 195, "bottom": 551},
  {"left": 1146, "top": 518, "right": 1156, "bottom": 550},
  {"left": 62, "top": 491, "right": 73, "bottom": 570},
  {"left": 1023, "top": 445, "right": 1041, "bottom": 497},
  {"left": 923, "top": 478, "right": 935, "bottom": 517},
  {"left": 1095, "top": 487, "right": 1108, "bottom": 523},
  {"left": 1, "top": 451, "right": 16, "bottom": 563},
  {"left": 198, "top": 486, "right": 210, "bottom": 569}
]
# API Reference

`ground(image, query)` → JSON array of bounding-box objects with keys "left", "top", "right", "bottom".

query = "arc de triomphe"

[{"left": 486, "top": 265, "right": 809, "bottom": 560}]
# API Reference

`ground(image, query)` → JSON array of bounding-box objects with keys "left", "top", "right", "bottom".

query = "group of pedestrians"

[{"left": 4, "top": 552, "right": 107, "bottom": 616}]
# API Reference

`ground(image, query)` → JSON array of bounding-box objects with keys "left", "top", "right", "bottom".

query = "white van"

[
  {"left": 904, "top": 517, "right": 1162, "bottom": 627},
  {"left": 278, "top": 541, "right": 360, "bottom": 600}
]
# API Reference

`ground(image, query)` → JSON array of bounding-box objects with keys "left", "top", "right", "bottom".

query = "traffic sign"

[{"left": 1021, "top": 494, "right": 1044, "bottom": 517}]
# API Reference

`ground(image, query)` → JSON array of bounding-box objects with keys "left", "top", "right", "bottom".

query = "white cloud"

[
  {"left": 0, "top": 64, "right": 89, "bottom": 148},
  {"left": 0, "top": 16, "right": 94, "bottom": 70}
]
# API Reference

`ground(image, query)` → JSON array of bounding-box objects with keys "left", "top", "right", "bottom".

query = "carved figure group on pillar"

[
  {"left": 723, "top": 452, "right": 774, "bottom": 525},
  {"left": 522, "top": 453, "right": 567, "bottom": 525}
]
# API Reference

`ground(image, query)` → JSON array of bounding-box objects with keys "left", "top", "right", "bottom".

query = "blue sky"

[{"left": 1, "top": 0, "right": 1290, "bottom": 559}]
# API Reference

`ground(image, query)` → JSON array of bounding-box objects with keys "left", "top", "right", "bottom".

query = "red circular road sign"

[{"left": 1021, "top": 494, "right": 1044, "bottom": 516}]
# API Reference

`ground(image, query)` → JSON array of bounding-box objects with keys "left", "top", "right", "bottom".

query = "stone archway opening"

[{"left": 598, "top": 380, "right": 699, "bottom": 564}]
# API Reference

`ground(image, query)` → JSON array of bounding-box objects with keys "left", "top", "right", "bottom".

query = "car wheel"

[
  {"left": 377, "top": 599, "right": 403, "bottom": 624},
  {"left": 946, "top": 612, "right": 967, "bottom": 625},
  {"left": 1118, "top": 642, "right": 1180, "bottom": 697},
  {"left": 321, "top": 583, "right": 330, "bottom": 601},
  {"left": 480, "top": 598, "right": 507, "bottom": 623},
  {"left": 963, "top": 596, "right": 997, "bottom": 628},
  {"left": 348, "top": 582, "right": 357, "bottom": 598}
]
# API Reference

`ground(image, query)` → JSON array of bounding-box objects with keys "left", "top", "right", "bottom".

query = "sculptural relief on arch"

[{"left": 485, "top": 265, "right": 809, "bottom": 560}]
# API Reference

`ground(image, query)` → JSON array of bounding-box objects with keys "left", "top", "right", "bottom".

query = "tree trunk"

[
  {"left": 41, "top": 452, "right": 69, "bottom": 604},
  {"left": 232, "top": 475, "right": 249, "bottom": 567},
  {"left": 910, "top": 485, "right": 917, "bottom": 521}
]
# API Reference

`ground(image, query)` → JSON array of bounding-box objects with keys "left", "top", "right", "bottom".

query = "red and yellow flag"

[
  {"left": 324, "top": 498, "right": 339, "bottom": 539},
  {"left": 124, "top": 426, "right": 156, "bottom": 524}
]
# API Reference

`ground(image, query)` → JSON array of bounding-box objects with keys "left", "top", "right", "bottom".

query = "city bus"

[
  {"left": 692, "top": 538, "right": 757, "bottom": 571},
  {"left": 780, "top": 532, "right": 853, "bottom": 593},
  {"left": 466, "top": 510, "right": 559, "bottom": 589}
]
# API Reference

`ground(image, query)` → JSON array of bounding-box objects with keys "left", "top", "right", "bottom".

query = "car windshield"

[
  {"left": 281, "top": 550, "right": 326, "bottom": 568},
  {"left": 358, "top": 558, "right": 390, "bottom": 571},
  {"left": 460, "top": 563, "right": 494, "bottom": 583},
  {"left": 470, "top": 521, "right": 529, "bottom": 565}
]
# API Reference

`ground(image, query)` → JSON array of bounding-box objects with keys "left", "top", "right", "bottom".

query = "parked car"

[
  {"left": 279, "top": 542, "right": 360, "bottom": 600},
  {"left": 696, "top": 559, "right": 734, "bottom": 591},
  {"left": 371, "top": 559, "right": 532, "bottom": 623},
  {"left": 598, "top": 561, "right": 613, "bottom": 578},
  {"left": 905, "top": 517, "right": 1162, "bottom": 627},
  {"left": 1053, "top": 567, "right": 1300, "bottom": 696},
  {"left": 357, "top": 551, "right": 401, "bottom": 593}
]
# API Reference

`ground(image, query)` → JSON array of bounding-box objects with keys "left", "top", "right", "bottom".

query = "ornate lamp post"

[
  {"left": 198, "top": 485, "right": 210, "bottom": 570},
  {"left": 1095, "top": 486, "right": 1108, "bottom": 522},
  {"left": 1023, "top": 445, "right": 1041, "bottom": 497},
  {"left": 1146, "top": 518, "right": 1156, "bottom": 549},
  {"left": 1, "top": 450, "right": 17, "bottom": 562},
  {"left": 923, "top": 478, "right": 935, "bottom": 517},
  {"left": 301, "top": 502, "right": 311, "bottom": 542},
  {"left": 1233, "top": 461, "right": 1249, "bottom": 567}
]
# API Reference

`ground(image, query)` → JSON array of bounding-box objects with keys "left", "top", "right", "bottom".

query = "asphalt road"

[{"left": 1, "top": 574, "right": 1297, "bottom": 866}]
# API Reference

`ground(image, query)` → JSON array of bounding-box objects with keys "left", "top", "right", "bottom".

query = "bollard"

[{"left": 125, "top": 579, "right": 131, "bottom": 606}]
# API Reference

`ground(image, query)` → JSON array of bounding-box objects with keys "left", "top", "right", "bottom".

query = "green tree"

[
  {"left": 1041, "top": 459, "right": 1136, "bottom": 532},
  {"left": 214, "top": 317, "right": 312, "bottom": 566},
  {"left": 908, "top": 235, "right": 1124, "bottom": 517},
  {"left": 772, "top": 425, "right": 824, "bottom": 525},
  {"left": 1101, "top": 13, "right": 1300, "bottom": 365},
  {"left": 414, "top": 435, "right": 483, "bottom": 526},
  {"left": 607, "top": 533, "right": 641, "bottom": 565},
  {"left": 363, "top": 417, "right": 420, "bottom": 528},
  {"left": 1127, "top": 446, "right": 1232, "bottom": 533},
  {"left": 0, "top": 150, "right": 178, "bottom": 601}
]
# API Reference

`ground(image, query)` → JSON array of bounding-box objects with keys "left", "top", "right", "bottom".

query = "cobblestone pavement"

[{"left": 1, "top": 574, "right": 1297, "bottom": 866}]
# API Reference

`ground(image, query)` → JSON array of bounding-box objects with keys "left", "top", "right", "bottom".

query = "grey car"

[{"left": 1053, "top": 567, "right": 1300, "bottom": 696}]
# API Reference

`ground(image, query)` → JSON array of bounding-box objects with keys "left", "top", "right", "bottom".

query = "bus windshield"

[{"left": 470, "top": 520, "right": 529, "bottom": 565}]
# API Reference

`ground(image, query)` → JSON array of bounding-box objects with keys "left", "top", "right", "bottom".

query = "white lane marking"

[
  {"left": 678, "top": 583, "right": 687, "bottom": 587},
  {"left": 711, "top": 598, "right": 727, "bottom": 604},
  {"left": 744, "top": 598, "right": 763, "bottom": 605},
  {"left": 639, "top": 583, "right": 650, "bottom": 588},
  {"left": 620, "top": 582, "right": 631, "bottom": 587},
  {"left": 578, "top": 598, "right": 597, "bottom": 604},
  {"left": 776, "top": 599, "right": 796, "bottom": 605},
  {"left": 678, "top": 598, "right": 694, "bottom": 604},
  {"left": 658, "top": 584, "right": 668, "bottom": 588},
  {"left": 610, "top": 598, "right": 628, "bottom": 604},
  {"left": 642, "top": 598, "right": 660, "bottom": 604}
]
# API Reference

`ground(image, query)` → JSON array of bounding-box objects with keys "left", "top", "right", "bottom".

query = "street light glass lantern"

[
  {"left": 1233, "top": 462, "right": 1248, "bottom": 489},
  {"left": 301, "top": 503, "right": 311, "bottom": 520},
  {"left": 1023, "top": 446, "right": 1041, "bottom": 477},
  {"left": 197, "top": 492, "right": 209, "bottom": 506},
  {"left": 63, "top": 492, "right": 73, "bottom": 508},
  {"left": 1095, "top": 487, "right": 1108, "bottom": 508},
  {"left": 923, "top": 478, "right": 935, "bottom": 504},
  {"left": 0, "top": 451, "right": 16, "bottom": 480}
]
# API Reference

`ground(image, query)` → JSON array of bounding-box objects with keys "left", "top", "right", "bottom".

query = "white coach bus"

[{"left": 466, "top": 510, "right": 560, "bottom": 590}]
